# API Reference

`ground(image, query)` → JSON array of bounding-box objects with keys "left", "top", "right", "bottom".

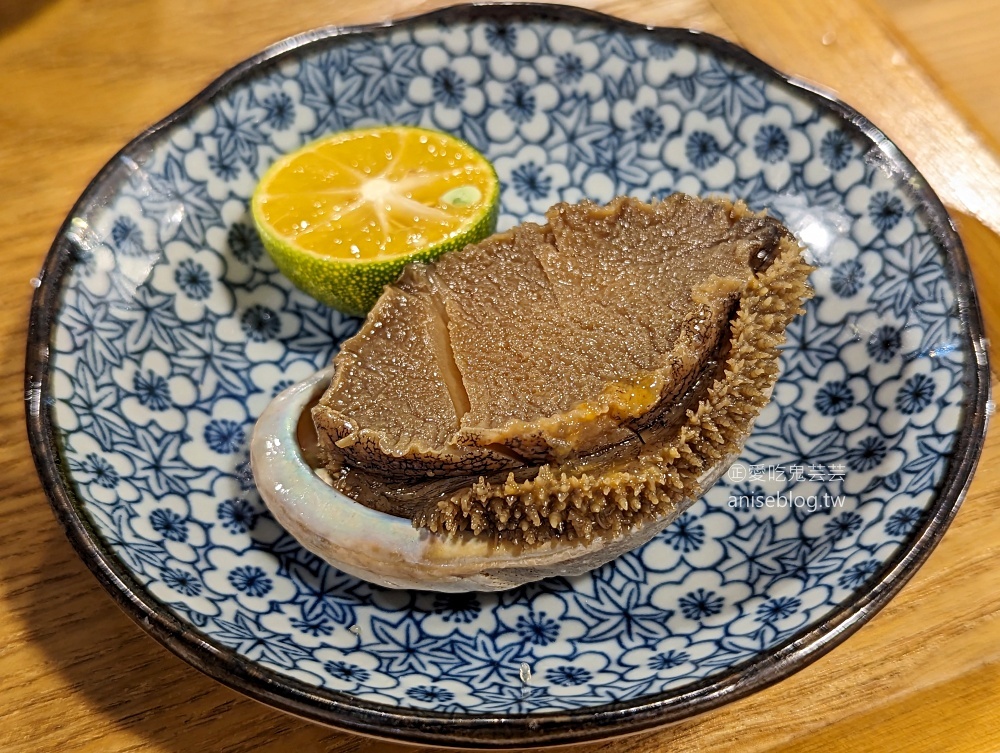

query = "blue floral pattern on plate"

[{"left": 34, "top": 6, "right": 984, "bottom": 729}]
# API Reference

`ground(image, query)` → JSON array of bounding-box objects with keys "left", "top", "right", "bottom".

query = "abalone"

[{"left": 251, "top": 195, "right": 812, "bottom": 590}]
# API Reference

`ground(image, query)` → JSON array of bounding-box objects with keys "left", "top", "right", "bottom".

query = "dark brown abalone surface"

[{"left": 312, "top": 195, "right": 812, "bottom": 544}]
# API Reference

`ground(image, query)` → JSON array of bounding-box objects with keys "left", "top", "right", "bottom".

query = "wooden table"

[{"left": 3, "top": 1, "right": 999, "bottom": 750}]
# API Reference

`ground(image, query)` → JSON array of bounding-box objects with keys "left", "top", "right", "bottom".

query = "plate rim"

[{"left": 24, "top": 2, "right": 991, "bottom": 747}]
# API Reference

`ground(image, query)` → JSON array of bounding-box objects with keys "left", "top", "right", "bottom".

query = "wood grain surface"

[{"left": 2, "top": 0, "right": 999, "bottom": 751}]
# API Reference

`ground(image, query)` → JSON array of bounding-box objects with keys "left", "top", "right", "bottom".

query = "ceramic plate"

[{"left": 26, "top": 4, "right": 989, "bottom": 747}]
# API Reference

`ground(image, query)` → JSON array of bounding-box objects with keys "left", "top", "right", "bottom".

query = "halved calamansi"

[{"left": 252, "top": 126, "right": 499, "bottom": 316}]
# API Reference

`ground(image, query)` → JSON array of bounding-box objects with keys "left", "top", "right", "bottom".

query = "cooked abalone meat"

[{"left": 252, "top": 194, "right": 812, "bottom": 590}]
